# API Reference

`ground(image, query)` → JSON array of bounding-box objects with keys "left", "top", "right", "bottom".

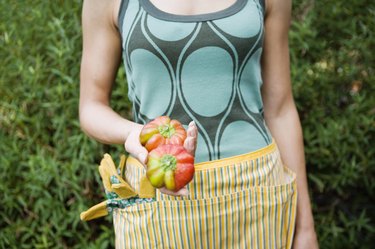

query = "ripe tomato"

[
  {"left": 140, "top": 116, "right": 187, "bottom": 152},
  {"left": 146, "top": 144, "right": 195, "bottom": 191}
]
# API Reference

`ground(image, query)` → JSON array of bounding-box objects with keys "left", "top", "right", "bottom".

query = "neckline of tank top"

[{"left": 139, "top": 0, "right": 247, "bottom": 22}]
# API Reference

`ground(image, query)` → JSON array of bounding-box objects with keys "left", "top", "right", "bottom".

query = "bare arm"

[
  {"left": 261, "top": 0, "right": 318, "bottom": 247},
  {"left": 79, "top": 0, "right": 197, "bottom": 196},
  {"left": 79, "top": 0, "right": 141, "bottom": 145}
]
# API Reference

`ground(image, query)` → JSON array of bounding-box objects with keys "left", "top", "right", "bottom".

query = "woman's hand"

[
  {"left": 125, "top": 120, "right": 198, "bottom": 197},
  {"left": 124, "top": 124, "right": 149, "bottom": 166}
]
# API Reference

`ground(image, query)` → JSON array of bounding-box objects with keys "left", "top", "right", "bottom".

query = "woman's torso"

[{"left": 116, "top": 0, "right": 273, "bottom": 163}]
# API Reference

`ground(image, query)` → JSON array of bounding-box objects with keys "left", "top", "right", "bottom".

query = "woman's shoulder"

[
  {"left": 82, "top": 0, "right": 122, "bottom": 30},
  {"left": 264, "top": 0, "right": 292, "bottom": 17}
]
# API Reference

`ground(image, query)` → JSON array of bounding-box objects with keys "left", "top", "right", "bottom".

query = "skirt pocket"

[{"left": 113, "top": 165, "right": 297, "bottom": 249}]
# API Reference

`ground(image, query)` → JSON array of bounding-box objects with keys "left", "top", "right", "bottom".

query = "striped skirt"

[{"left": 113, "top": 141, "right": 297, "bottom": 249}]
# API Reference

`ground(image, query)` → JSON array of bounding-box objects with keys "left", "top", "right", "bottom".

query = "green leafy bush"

[
  {"left": 0, "top": 1, "right": 116, "bottom": 248},
  {"left": 291, "top": 1, "right": 375, "bottom": 248},
  {"left": 0, "top": 0, "right": 373, "bottom": 248}
]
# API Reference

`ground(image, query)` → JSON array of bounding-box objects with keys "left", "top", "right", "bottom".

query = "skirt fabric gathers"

[{"left": 113, "top": 140, "right": 297, "bottom": 249}]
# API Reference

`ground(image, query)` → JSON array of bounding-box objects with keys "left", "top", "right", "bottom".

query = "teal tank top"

[{"left": 118, "top": 0, "right": 273, "bottom": 163}]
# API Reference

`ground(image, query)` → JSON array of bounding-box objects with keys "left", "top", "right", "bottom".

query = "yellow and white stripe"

[{"left": 114, "top": 140, "right": 297, "bottom": 248}]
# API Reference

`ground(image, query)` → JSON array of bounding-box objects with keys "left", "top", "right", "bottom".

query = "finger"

[
  {"left": 137, "top": 152, "right": 148, "bottom": 165},
  {"left": 187, "top": 121, "right": 197, "bottom": 138},
  {"left": 124, "top": 129, "right": 149, "bottom": 167},
  {"left": 184, "top": 121, "right": 198, "bottom": 156},
  {"left": 160, "top": 187, "right": 189, "bottom": 196},
  {"left": 183, "top": 137, "right": 196, "bottom": 156},
  {"left": 125, "top": 141, "right": 148, "bottom": 164}
]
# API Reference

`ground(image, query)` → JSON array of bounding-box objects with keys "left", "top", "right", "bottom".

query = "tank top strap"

[
  {"left": 259, "top": 0, "right": 265, "bottom": 16},
  {"left": 118, "top": 0, "right": 141, "bottom": 35},
  {"left": 118, "top": 0, "right": 128, "bottom": 33}
]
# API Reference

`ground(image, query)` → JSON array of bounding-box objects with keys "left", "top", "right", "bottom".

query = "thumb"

[
  {"left": 137, "top": 151, "right": 148, "bottom": 165},
  {"left": 126, "top": 142, "right": 148, "bottom": 165},
  {"left": 124, "top": 129, "right": 149, "bottom": 167},
  {"left": 184, "top": 121, "right": 198, "bottom": 156},
  {"left": 126, "top": 144, "right": 148, "bottom": 168}
]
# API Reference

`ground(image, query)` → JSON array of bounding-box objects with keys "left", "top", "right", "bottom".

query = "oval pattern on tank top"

[
  {"left": 120, "top": 0, "right": 140, "bottom": 46},
  {"left": 130, "top": 49, "right": 172, "bottom": 119},
  {"left": 239, "top": 48, "right": 263, "bottom": 113},
  {"left": 180, "top": 47, "right": 233, "bottom": 117},
  {"left": 195, "top": 132, "right": 210, "bottom": 162},
  {"left": 219, "top": 120, "right": 268, "bottom": 158},
  {"left": 146, "top": 15, "right": 196, "bottom": 41}
]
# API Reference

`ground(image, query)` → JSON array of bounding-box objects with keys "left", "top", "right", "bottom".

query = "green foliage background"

[{"left": 0, "top": 0, "right": 374, "bottom": 248}]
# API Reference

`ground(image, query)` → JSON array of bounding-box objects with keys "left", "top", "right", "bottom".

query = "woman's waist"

[
  {"left": 193, "top": 130, "right": 273, "bottom": 163},
  {"left": 134, "top": 112, "right": 273, "bottom": 163},
  {"left": 125, "top": 139, "right": 292, "bottom": 200}
]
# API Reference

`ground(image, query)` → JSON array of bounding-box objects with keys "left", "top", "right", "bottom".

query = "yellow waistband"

[
  {"left": 194, "top": 139, "right": 277, "bottom": 170},
  {"left": 127, "top": 139, "right": 277, "bottom": 171}
]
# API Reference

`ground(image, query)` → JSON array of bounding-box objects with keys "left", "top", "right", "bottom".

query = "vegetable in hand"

[
  {"left": 140, "top": 116, "right": 187, "bottom": 152},
  {"left": 147, "top": 144, "right": 195, "bottom": 191}
]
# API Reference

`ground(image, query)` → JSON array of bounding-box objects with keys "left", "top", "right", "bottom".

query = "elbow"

[
  {"left": 78, "top": 101, "right": 109, "bottom": 144},
  {"left": 78, "top": 102, "right": 93, "bottom": 138},
  {"left": 264, "top": 97, "right": 297, "bottom": 121},
  {"left": 79, "top": 113, "right": 88, "bottom": 136}
]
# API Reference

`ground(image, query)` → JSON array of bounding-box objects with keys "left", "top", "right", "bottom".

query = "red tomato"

[
  {"left": 146, "top": 144, "right": 195, "bottom": 191},
  {"left": 139, "top": 116, "right": 187, "bottom": 152}
]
